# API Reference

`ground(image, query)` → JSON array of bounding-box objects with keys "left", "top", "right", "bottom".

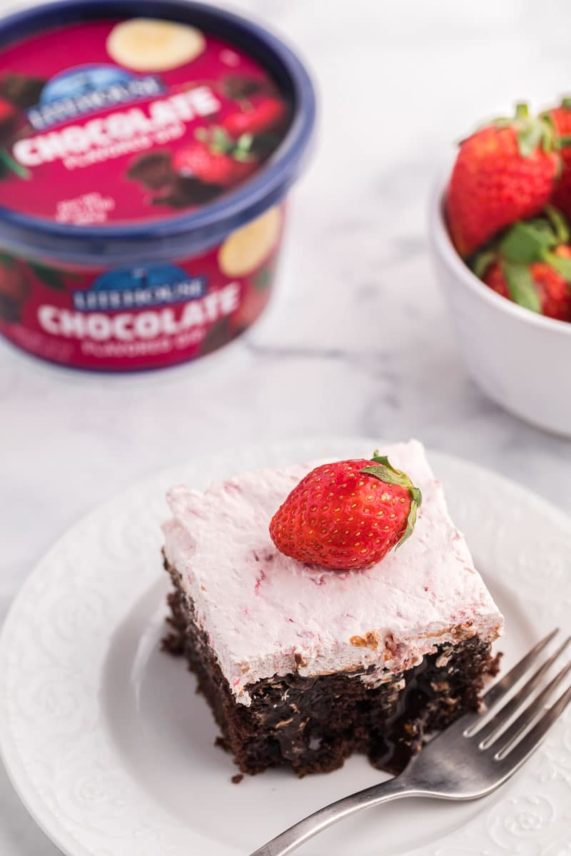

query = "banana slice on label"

[
  {"left": 219, "top": 207, "right": 282, "bottom": 277},
  {"left": 107, "top": 19, "right": 206, "bottom": 72}
]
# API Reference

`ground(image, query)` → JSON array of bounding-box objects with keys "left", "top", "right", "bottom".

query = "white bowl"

[{"left": 428, "top": 177, "right": 571, "bottom": 435}]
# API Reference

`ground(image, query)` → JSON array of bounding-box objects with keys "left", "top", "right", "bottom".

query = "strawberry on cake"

[{"left": 162, "top": 440, "right": 503, "bottom": 777}]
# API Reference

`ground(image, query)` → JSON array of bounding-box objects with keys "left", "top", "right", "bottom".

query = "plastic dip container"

[{"left": 0, "top": 0, "right": 315, "bottom": 370}]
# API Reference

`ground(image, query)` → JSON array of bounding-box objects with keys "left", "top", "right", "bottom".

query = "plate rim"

[{"left": 1, "top": 435, "right": 570, "bottom": 856}]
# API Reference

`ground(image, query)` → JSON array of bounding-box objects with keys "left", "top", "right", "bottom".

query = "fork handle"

[{"left": 249, "top": 775, "right": 425, "bottom": 855}]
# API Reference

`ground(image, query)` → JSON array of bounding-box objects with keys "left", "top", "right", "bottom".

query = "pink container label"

[
  {"left": 0, "top": 18, "right": 289, "bottom": 223},
  {"left": 0, "top": 14, "right": 292, "bottom": 369},
  {"left": 0, "top": 204, "right": 284, "bottom": 370}
]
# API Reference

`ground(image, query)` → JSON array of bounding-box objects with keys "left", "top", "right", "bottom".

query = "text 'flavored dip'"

[{"left": 0, "top": 0, "right": 315, "bottom": 370}]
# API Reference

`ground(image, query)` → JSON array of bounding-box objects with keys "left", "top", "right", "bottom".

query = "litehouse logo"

[
  {"left": 27, "top": 65, "right": 165, "bottom": 131},
  {"left": 72, "top": 265, "right": 207, "bottom": 312},
  {"left": 14, "top": 80, "right": 220, "bottom": 170}
]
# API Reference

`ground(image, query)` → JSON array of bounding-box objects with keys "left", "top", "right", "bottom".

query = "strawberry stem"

[
  {"left": 360, "top": 454, "right": 422, "bottom": 548},
  {"left": 493, "top": 103, "right": 555, "bottom": 157},
  {"left": 545, "top": 206, "right": 570, "bottom": 243}
]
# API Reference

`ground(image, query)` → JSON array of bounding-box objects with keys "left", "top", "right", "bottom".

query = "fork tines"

[{"left": 466, "top": 628, "right": 571, "bottom": 768}]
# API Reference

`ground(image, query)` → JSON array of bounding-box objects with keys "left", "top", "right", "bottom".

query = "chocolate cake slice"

[{"left": 162, "top": 441, "right": 503, "bottom": 776}]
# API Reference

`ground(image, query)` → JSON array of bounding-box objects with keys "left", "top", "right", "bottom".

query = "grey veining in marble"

[{"left": 2, "top": 0, "right": 571, "bottom": 852}]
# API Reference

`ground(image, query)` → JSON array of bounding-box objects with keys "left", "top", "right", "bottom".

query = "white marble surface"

[{"left": 2, "top": 0, "right": 571, "bottom": 853}]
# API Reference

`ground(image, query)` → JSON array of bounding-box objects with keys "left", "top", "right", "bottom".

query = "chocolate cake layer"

[{"left": 163, "top": 557, "right": 501, "bottom": 777}]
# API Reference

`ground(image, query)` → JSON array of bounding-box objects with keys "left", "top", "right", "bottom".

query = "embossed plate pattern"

[{"left": 0, "top": 438, "right": 570, "bottom": 856}]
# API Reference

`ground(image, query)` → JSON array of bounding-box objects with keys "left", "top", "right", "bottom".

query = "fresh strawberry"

[
  {"left": 446, "top": 103, "right": 559, "bottom": 258},
  {"left": 222, "top": 97, "right": 286, "bottom": 137},
  {"left": 483, "top": 250, "right": 571, "bottom": 321},
  {"left": 473, "top": 210, "right": 571, "bottom": 321},
  {"left": 269, "top": 454, "right": 422, "bottom": 572},
  {"left": 546, "top": 98, "right": 571, "bottom": 219},
  {"left": 173, "top": 128, "right": 257, "bottom": 187}
]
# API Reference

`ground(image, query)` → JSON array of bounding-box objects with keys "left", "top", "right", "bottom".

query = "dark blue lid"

[{"left": 0, "top": 0, "right": 316, "bottom": 266}]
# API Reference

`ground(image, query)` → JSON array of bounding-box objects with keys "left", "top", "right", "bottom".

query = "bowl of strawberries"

[{"left": 429, "top": 100, "right": 571, "bottom": 435}]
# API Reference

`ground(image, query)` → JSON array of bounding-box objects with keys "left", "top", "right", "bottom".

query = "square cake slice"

[{"left": 162, "top": 440, "right": 503, "bottom": 776}]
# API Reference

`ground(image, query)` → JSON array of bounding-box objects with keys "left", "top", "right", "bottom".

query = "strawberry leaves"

[
  {"left": 499, "top": 218, "right": 558, "bottom": 263},
  {"left": 360, "top": 453, "right": 422, "bottom": 548},
  {"left": 471, "top": 248, "right": 496, "bottom": 278},
  {"left": 499, "top": 212, "right": 571, "bottom": 291},
  {"left": 501, "top": 261, "right": 541, "bottom": 312},
  {"left": 545, "top": 251, "right": 571, "bottom": 280},
  {"left": 517, "top": 120, "right": 547, "bottom": 158},
  {"left": 494, "top": 102, "right": 557, "bottom": 158},
  {"left": 545, "top": 205, "right": 570, "bottom": 242},
  {"left": 473, "top": 209, "right": 571, "bottom": 314}
]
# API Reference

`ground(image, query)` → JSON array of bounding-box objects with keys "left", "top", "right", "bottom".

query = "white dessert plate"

[{"left": 1, "top": 437, "right": 570, "bottom": 856}]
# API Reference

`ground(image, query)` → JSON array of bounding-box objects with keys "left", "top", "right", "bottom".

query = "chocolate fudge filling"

[{"left": 163, "top": 556, "right": 500, "bottom": 777}]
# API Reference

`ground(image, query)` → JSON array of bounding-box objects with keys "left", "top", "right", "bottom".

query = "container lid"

[{"left": 0, "top": 0, "right": 316, "bottom": 265}]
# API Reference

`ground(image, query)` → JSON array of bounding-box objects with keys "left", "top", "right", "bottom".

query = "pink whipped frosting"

[{"left": 162, "top": 441, "right": 503, "bottom": 705}]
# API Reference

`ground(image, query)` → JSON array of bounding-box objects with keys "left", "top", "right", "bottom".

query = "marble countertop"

[{"left": 2, "top": 0, "right": 571, "bottom": 852}]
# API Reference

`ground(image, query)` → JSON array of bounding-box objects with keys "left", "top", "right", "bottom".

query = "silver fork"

[{"left": 251, "top": 629, "right": 571, "bottom": 856}]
